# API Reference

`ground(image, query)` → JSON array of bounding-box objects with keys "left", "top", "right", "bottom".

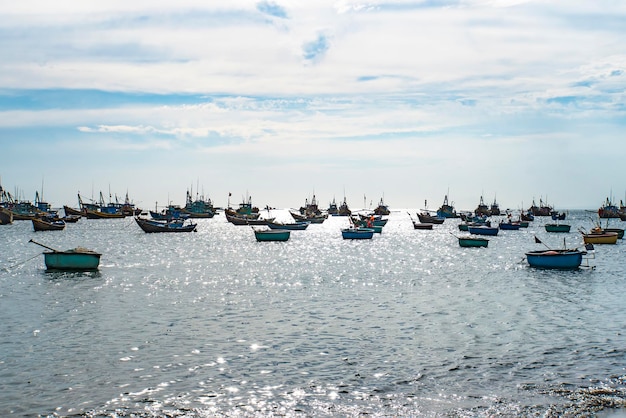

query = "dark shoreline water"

[{"left": 1, "top": 210, "right": 626, "bottom": 417}]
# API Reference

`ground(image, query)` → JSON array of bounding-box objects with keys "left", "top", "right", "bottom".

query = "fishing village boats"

[
  {"left": 499, "top": 221, "right": 521, "bottom": 231},
  {"left": 327, "top": 198, "right": 339, "bottom": 216},
  {"left": 253, "top": 228, "right": 290, "bottom": 242},
  {"left": 30, "top": 239, "right": 101, "bottom": 271},
  {"left": 291, "top": 194, "right": 328, "bottom": 223},
  {"left": 551, "top": 212, "right": 566, "bottom": 220},
  {"left": 266, "top": 221, "right": 310, "bottom": 230},
  {"left": 63, "top": 205, "right": 84, "bottom": 216},
  {"left": 417, "top": 212, "right": 445, "bottom": 224},
  {"left": 350, "top": 217, "right": 383, "bottom": 233},
  {"left": 226, "top": 212, "right": 274, "bottom": 226},
  {"left": 335, "top": 197, "right": 351, "bottom": 216},
  {"left": 545, "top": 223, "right": 571, "bottom": 233},
  {"left": 413, "top": 222, "right": 433, "bottom": 230},
  {"left": 341, "top": 226, "right": 374, "bottom": 240},
  {"left": 135, "top": 217, "right": 197, "bottom": 233},
  {"left": 468, "top": 225, "right": 499, "bottom": 236},
  {"left": 525, "top": 249, "right": 585, "bottom": 270},
  {"left": 32, "top": 216, "right": 66, "bottom": 231}
]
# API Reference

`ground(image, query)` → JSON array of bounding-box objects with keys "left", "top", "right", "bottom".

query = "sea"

[{"left": 1, "top": 209, "right": 626, "bottom": 417}]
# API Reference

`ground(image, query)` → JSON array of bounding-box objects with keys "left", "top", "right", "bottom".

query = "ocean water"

[{"left": 1, "top": 210, "right": 626, "bottom": 417}]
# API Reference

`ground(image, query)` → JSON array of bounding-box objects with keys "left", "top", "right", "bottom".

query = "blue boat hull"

[
  {"left": 468, "top": 226, "right": 499, "bottom": 236},
  {"left": 525, "top": 250, "right": 583, "bottom": 269},
  {"left": 44, "top": 251, "right": 101, "bottom": 270},
  {"left": 341, "top": 228, "right": 374, "bottom": 239}
]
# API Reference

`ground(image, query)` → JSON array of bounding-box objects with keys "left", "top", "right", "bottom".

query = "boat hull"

[
  {"left": 458, "top": 237, "right": 489, "bottom": 247},
  {"left": 525, "top": 250, "right": 583, "bottom": 270},
  {"left": 254, "top": 229, "right": 291, "bottom": 242},
  {"left": 582, "top": 233, "right": 618, "bottom": 244},
  {"left": 32, "top": 217, "right": 66, "bottom": 231},
  {"left": 341, "top": 228, "right": 374, "bottom": 239},
  {"left": 413, "top": 222, "right": 433, "bottom": 230},
  {"left": 0, "top": 207, "right": 13, "bottom": 225},
  {"left": 499, "top": 223, "right": 521, "bottom": 231},
  {"left": 135, "top": 217, "right": 197, "bottom": 233},
  {"left": 266, "top": 221, "right": 310, "bottom": 230},
  {"left": 468, "top": 226, "right": 499, "bottom": 236},
  {"left": 545, "top": 224, "right": 571, "bottom": 233},
  {"left": 44, "top": 251, "right": 101, "bottom": 271}
]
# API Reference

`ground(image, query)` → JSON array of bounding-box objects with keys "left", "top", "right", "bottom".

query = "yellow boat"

[{"left": 582, "top": 231, "right": 619, "bottom": 244}]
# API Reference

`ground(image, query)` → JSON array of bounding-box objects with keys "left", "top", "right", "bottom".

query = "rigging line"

[{"left": 4, "top": 253, "right": 41, "bottom": 271}]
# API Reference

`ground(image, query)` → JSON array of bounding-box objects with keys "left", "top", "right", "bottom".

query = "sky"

[{"left": 1, "top": 0, "right": 625, "bottom": 212}]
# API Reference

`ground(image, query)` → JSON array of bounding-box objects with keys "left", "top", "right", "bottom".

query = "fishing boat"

[
  {"left": 0, "top": 207, "right": 13, "bottom": 225},
  {"left": 580, "top": 229, "right": 618, "bottom": 245},
  {"left": 373, "top": 197, "right": 390, "bottom": 216},
  {"left": 253, "top": 228, "right": 290, "bottom": 242},
  {"left": 135, "top": 217, "right": 197, "bottom": 233},
  {"left": 529, "top": 198, "right": 552, "bottom": 217},
  {"left": 474, "top": 196, "right": 490, "bottom": 217},
  {"left": 351, "top": 217, "right": 383, "bottom": 233},
  {"left": 336, "top": 196, "right": 351, "bottom": 216},
  {"left": 499, "top": 221, "right": 521, "bottom": 231},
  {"left": 551, "top": 212, "right": 566, "bottom": 221},
  {"left": 489, "top": 197, "right": 501, "bottom": 216},
  {"left": 545, "top": 224, "right": 571, "bottom": 233},
  {"left": 63, "top": 205, "right": 84, "bottom": 217},
  {"left": 413, "top": 222, "right": 433, "bottom": 230},
  {"left": 598, "top": 197, "right": 621, "bottom": 218},
  {"left": 32, "top": 216, "right": 66, "bottom": 231},
  {"left": 30, "top": 239, "right": 101, "bottom": 271},
  {"left": 468, "top": 225, "right": 499, "bottom": 236},
  {"left": 341, "top": 227, "right": 375, "bottom": 240},
  {"left": 437, "top": 194, "right": 458, "bottom": 218},
  {"left": 327, "top": 198, "right": 339, "bottom": 216},
  {"left": 604, "top": 228, "right": 624, "bottom": 239},
  {"left": 181, "top": 190, "right": 215, "bottom": 218},
  {"left": 458, "top": 236, "right": 489, "bottom": 248},
  {"left": 226, "top": 212, "right": 274, "bottom": 225},
  {"left": 290, "top": 210, "right": 327, "bottom": 223},
  {"left": 266, "top": 221, "right": 310, "bottom": 230},
  {"left": 417, "top": 212, "right": 445, "bottom": 224},
  {"left": 525, "top": 249, "right": 584, "bottom": 270}
]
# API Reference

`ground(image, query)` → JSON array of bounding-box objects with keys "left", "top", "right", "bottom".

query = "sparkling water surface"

[{"left": 1, "top": 210, "right": 626, "bottom": 417}]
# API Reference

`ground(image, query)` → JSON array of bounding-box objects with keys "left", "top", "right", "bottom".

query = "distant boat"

[
  {"left": 413, "top": 222, "right": 433, "bottom": 230},
  {"left": 417, "top": 212, "right": 445, "bottom": 224},
  {"left": 458, "top": 236, "right": 489, "bottom": 248},
  {"left": 598, "top": 197, "right": 621, "bottom": 218},
  {"left": 545, "top": 224, "right": 571, "bottom": 233},
  {"left": 0, "top": 207, "right": 13, "bottom": 225},
  {"left": 135, "top": 217, "right": 197, "bottom": 233},
  {"left": 499, "top": 221, "right": 521, "bottom": 231},
  {"left": 525, "top": 250, "right": 584, "bottom": 270},
  {"left": 181, "top": 190, "right": 215, "bottom": 218},
  {"left": 529, "top": 198, "right": 552, "bottom": 217},
  {"left": 226, "top": 212, "right": 274, "bottom": 226},
  {"left": 437, "top": 194, "right": 458, "bottom": 218},
  {"left": 468, "top": 225, "right": 499, "bottom": 236},
  {"left": 341, "top": 227, "right": 374, "bottom": 240},
  {"left": 30, "top": 239, "right": 101, "bottom": 271},
  {"left": 253, "top": 228, "right": 290, "bottom": 242},
  {"left": 373, "top": 197, "right": 390, "bottom": 216},
  {"left": 290, "top": 210, "right": 327, "bottom": 223},
  {"left": 550, "top": 212, "right": 566, "bottom": 220},
  {"left": 327, "top": 198, "right": 339, "bottom": 216},
  {"left": 489, "top": 197, "right": 501, "bottom": 216},
  {"left": 335, "top": 196, "right": 351, "bottom": 216},
  {"left": 266, "top": 221, "right": 310, "bottom": 230},
  {"left": 474, "top": 196, "right": 490, "bottom": 217},
  {"left": 63, "top": 205, "right": 84, "bottom": 217},
  {"left": 32, "top": 216, "right": 66, "bottom": 231}
]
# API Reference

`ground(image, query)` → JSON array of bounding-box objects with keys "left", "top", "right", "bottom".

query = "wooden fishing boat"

[
  {"left": 0, "top": 207, "right": 13, "bottom": 225},
  {"left": 499, "top": 222, "right": 521, "bottom": 231},
  {"left": 226, "top": 212, "right": 274, "bottom": 225},
  {"left": 135, "top": 217, "right": 197, "bottom": 233},
  {"left": 417, "top": 212, "right": 445, "bottom": 224},
  {"left": 84, "top": 208, "right": 125, "bottom": 219},
  {"left": 525, "top": 249, "right": 584, "bottom": 270},
  {"left": 62, "top": 215, "right": 81, "bottom": 223},
  {"left": 458, "top": 236, "right": 489, "bottom": 248},
  {"left": 30, "top": 239, "right": 101, "bottom": 271},
  {"left": 545, "top": 224, "right": 571, "bottom": 233},
  {"left": 290, "top": 210, "right": 327, "bottom": 223},
  {"left": 474, "top": 196, "right": 490, "bottom": 217},
  {"left": 266, "top": 221, "right": 310, "bottom": 230},
  {"left": 373, "top": 197, "right": 390, "bottom": 216},
  {"left": 437, "top": 194, "right": 458, "bottom": 218},
  {"left": 581, "top": 231, "right": 618, "bottom": 244},
  {"left": 413, "top": 222, "right": 433, "bottom": 230},
  {"left": 489, "top": 198, "right": 501, "bottom": 216},
  {"left": 253, "top": 228, "right": 290, "bottom": 242},
  {"left": 181, "top": 190, "right": 215, "bottom": 218},
  {"left": 63, "top": 205, "right": 84, "bottom": 216},
  {"left": 341, "top": 227, "right": 374, "bottom": 240},
  {"left": 468, "top": 225, "right": 499, "bottom": 236},
  {"left": 598, "top": 197, "right": 621, "bottom": 218},
  {"left": 551, "top": 212, "right": 566, "bottom": 220},
  {"left": 32, "top": 217, "right": 66, "bottom": 231},
  {"left": 604, "top": 228, "right": 624, "bottom": 239}
]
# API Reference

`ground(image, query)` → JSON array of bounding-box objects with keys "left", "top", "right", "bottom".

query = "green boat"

[
  {"left": 545, "top": 224, "right": 571, "bottom": 233},
  {"left": 30, "top": 239, "right": 101, "bottom": 270},
  {"left": 458, "top": 236, "right": 489, "bottom": 248},
  {"left": 253, "top": 229, "right": 290, "bottom": 242}
]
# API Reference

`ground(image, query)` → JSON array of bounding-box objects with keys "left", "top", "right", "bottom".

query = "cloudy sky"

[{"left": 1, "top": 0, "right": 625, "bottom": 212}]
